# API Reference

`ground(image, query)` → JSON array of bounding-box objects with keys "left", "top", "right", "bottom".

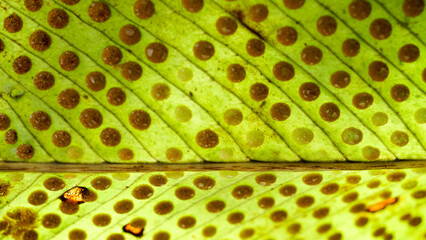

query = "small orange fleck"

[
  {"left": 367, "top": 197, "right": 398, "bottom": 212},
  {"left": 123, "top": 223, "right": 144, "bottom": 237},
  {"left": 60, "top": 186, "right": 89, "bottom": 204}
]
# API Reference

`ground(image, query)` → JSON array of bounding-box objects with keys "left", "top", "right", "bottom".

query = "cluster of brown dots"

[
  {"left": 286, "top": 0, "right": 418, "bottom": 113},
  {"left": 346, "top": 1, "right": 417, "bottom": 105},
  {"left": 159, "top": 1, "right": 327, "bottom": 148},
  {"left": 0, "top": 207, "right": 39, "bottom": 240},
  {"left": 71, "top": 174, "right": 217, "bottom": 240},
  {"left": 73, "top": 1, "right": 233, "bottom": 154},
  {"left": 3, "top": 7, "right": 191, "bottom": 161},
  {"left": 254, "top": 0, "right": 415, "bottom": 106},
  {"left": 241, "top": 0, "right": 418, "bottom": 153},
  {"left": 63, "top": 174, "right": 267, "bottom": 239},
  {"left": 346, "top": 1, "right": 419, "bottom": 141},
  {"left": 400, "top": 213, "right": 423, "bottom": 228},
  {"left": 4, "top": 11, "right": 144, "bottom": 160},
  {"left": 208, "top": 171, "right": 404, "bottom": 239},
  {"left": 0, "top": 112, "right": 34, "bottom": 159},
  {"left": 11, "top": 2, "right": 226, "bottom": 163},
  {"left": 221, "top": 3, "right": 395, "bottom": 153},
  {"left": 1, "top": 170, "right": 425, "bottom": 240},
  {"left": 180, "top": 2, "right": 335, "bottom": 148},
  {"left": 371, "top": 227, "right": 394, "bottom": 240},
  {"left": 2, "top": 0, "right": 422, "bottom": 165}
]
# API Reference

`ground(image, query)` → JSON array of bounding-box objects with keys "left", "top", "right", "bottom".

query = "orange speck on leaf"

[
  {"left": 367, "top": 197, "right": 398, "bottom": 212},
  {"left": 123, "top": 223, "right": 144, "bottom": 237},
  {"left": 60, "top": 186, "right": 88, "bottom": 204}
]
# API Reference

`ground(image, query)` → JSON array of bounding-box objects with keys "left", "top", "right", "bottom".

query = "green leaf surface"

[
  {"left": 46, "top": 0, "right": 300, "bottom": 162},
  {"left": 0, "top": 70, "right": 103, "bottom": 163},
  {"left": 107, "top": 0, "right": 344, "bottom": 161},
  {"left": 211, "top": 0, "right": 425, "bottom": 160},
  {"left": 0, "top": 0, "right": 425, "bottom": 162},
  {"left": 375, "top": 0, "right": 426, "bottom": 44},
  {"left": 0, "top": 97, "right": 52, "bottom": 163},
  {"left": 265, "top": 0, "right": 426, "bottom": 151},
  {"left": 0, "top": 169, "right": 425, "bottom": 239},
  {"left": 314, "top": 0, "right": 426, "bottom": 93},
  {"left": 160, "top": 0, "right": 410, "bottom": 161}
]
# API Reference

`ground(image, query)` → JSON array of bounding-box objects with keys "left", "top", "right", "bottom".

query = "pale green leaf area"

[{"left": 0, "top": 169, "right": 425, "bottom": 239}]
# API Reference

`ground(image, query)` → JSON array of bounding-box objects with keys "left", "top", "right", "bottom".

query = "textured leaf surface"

[
  {"left": 108, "top": 0, "right": 344, "bottom": 161},
  {"left": 0, "top": 169, "right": 425, "bottom": 239},
  {"left": 315, "top": 0, "right": 426, "bottom": 92},
  {"left": 375, "top": 0, "right": 426, "bottom": 43},
  {"left": 208, "top": 0, "right": 425, "bottom": 159},
  {"left": 0, "top": 0, "right": 425, "bottom": 163},
  {"left": 160, "top": 0, "right": 413, "bottom": 161}
]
